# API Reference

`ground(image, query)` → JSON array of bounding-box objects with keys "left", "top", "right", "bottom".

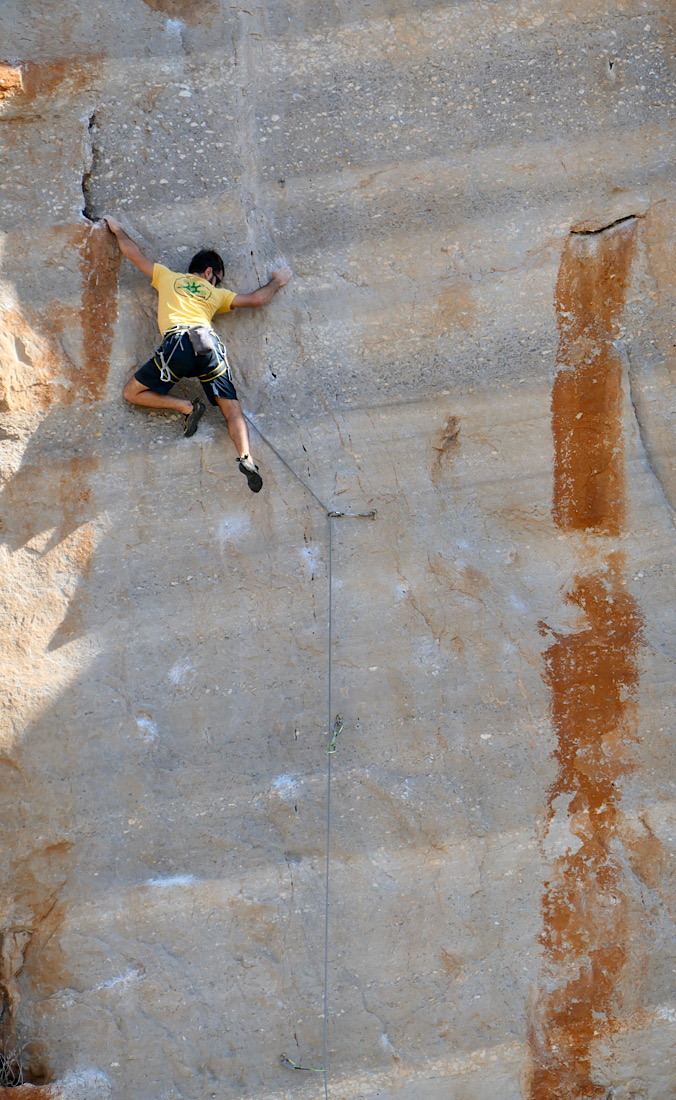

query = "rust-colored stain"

[
  {"left": 0, "top": 63, "right": 23, "bottom": 101},
  {"left": 78, "top": 223, "right": 121, "bottom": 400},
  {"left": 0, "top": 305, "right": 78, "bottom": 412},
  {"left": 530, "top": 560, "right": 643, "bottom": 1098},
  {"left": 5, "top": 59, "right": 101, "bottom": 106},
  {"left": 428, "top": 552, "right": 489, "bottom": 599},
  {"left": 542, "top": 562, "right": 642, "bottom": 819},
  {"left": 0, "top": 1087, "right": 53, "bottom": 1099},
  {"left": 17, "top": 900, "right": 71, "bottom": 1007},
  {"left": 529, "top": 220, "right": 645, "bottom": 1099},
  {"left": 440, "top": 947, "right": 462, "bottom": 979},
  {"left": 0, "top": 221, "right": 117, "bottom": 411},
  {"left": 551, "top": 221, "right": 638, "bottom": 536},
  {"left": 435, "top": 280, "right": 475, "bottom": 332},
  {"left": 141, "top": 0, "right": 221, "bottom": 24},
  {"left": 431, "top": 415, "right": 460, "bottom": 485}
]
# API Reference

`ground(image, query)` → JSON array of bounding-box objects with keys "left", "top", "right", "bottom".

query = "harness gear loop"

[
  {"left": 154, "top": 330, "right": 184, "bottom": 383},
  {"left": 158, "top": 354, "right": 171, "bottom": 383}
]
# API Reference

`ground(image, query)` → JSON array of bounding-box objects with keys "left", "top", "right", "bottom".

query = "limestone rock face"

[{"left": 0, "top": 2, "right": 675, "bottom": 1098}]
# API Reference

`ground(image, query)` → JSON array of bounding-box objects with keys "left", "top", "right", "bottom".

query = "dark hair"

[{"left": 188, "top": 249, "right": 224, "bottom": 276}]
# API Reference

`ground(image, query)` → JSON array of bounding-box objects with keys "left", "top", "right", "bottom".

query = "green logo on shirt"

[{"left": 174, "top": 275, "right": 213, "bottom": 301}]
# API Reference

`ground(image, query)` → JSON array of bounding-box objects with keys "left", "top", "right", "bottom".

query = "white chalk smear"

[
  {"left": 94, "top": 969, "right": 142, "bottom": 993},
  {"left": 136, "top": 716, "right": 158, "bottom": 741},
  {"left": 509, "top": 592, "right": 527, "bottom": 611},
  {"left": 301, "top": 544, "right": 321, "bottom": 578},
  {"left": 542, "top": 793, "right": 584, "bottom": 860},
  {"left": 218, "top": 513, "right": 250, "bottom": 544},
  {"left": 272, "top": 774, "right": 299, "bottom": 800},
  {"left": 54, "top": 1069, "right": 112, "bottom": 1099},
  {"left": 145, "top": 874, "right": 195, "bottom": 889},
  {"left": 169, "top": 658, "right": 195, "bottom": 685}
]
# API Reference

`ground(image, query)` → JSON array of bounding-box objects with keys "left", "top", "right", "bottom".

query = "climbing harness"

[{"left": 154, "top": 326, "right": 233, "bottom": 384}]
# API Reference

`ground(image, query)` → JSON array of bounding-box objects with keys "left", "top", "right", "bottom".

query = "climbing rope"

[
  {"left": 322, "top": 515, "right": 334, "bottom": 1100},
  {"left": 243, "top": 411, "right": 376, "bottom": 520},
  {"left": 242, "top": 412, "right": 375, "bottom": 1099}
]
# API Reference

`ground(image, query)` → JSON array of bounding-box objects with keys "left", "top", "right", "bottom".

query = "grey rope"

[
  {"left": 242, "top": 411, "right": 331, "bottom": 512},
  {"left": 242, "top": 411, "right": 376, "bottom": 520},
  {"left": 242, "top": 410, "right": 374, "bottom": 1097},
  {"left": 323, "top": 514, "right": 334, "bottom": 1100}
]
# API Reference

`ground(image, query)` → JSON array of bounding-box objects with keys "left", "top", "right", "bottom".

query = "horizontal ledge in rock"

[{"left": 570, "top": 211, "right": 646, "bottom": 235}]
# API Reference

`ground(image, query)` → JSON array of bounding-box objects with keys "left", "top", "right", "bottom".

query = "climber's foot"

[
  {"left": 184, "top": 399, "right": 206, "bottom": 437},
  {"left": 238, "top": 455, "right": 263, "bottom": 493}
]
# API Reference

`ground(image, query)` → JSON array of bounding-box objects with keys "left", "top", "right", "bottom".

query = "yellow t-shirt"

[{"left": 151, "top": 263, "right": 237, "bottom": 335}]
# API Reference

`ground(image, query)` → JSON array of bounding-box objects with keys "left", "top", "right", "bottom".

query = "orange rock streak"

[
  {"left": 0, "top": 63, "right": 23, "bottom": 101},
  {"left": 552, "top": 224, "right": 637, "bottom": 536},
  {"left": 530, "top": 562, "right": 642, "bottom": 1098},
  {"left": 78, "top": 222, "right": 121, "bottom": 399},
  {"left": 529, "top": 220, "right": 643, "bottom": 1098}
]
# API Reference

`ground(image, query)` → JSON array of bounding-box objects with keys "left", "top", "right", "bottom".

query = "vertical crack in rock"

[
  {"left": 0, "top": 927, "right": 33, "bottom": 1082},
  {"left": 431, "top": 415, "right": 460, "bottom": 486},
  {"left": 529, "top": 220, "right": 644, "bottom": 1099},
  {"left": 81, "top": 111, "right": 99, "bottom": 221},
  {"left": 0, "top": 917, "right": 59, "bottom": 1087}
]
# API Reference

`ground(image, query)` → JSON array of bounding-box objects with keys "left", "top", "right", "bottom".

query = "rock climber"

[{"left": 103, "top": 215, "right": 293, "bottom": 493}]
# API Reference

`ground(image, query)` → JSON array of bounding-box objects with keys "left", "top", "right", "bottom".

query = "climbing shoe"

[
  {"left": 184, "top": 399, "right": 206, "bottom": 437},
  {"left": 238, "top": 455, "right": 263, "bottom": 493}
]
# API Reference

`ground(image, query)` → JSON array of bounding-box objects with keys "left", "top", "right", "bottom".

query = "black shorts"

[{"left": 134, "top": 330, "right": 238, "bottom": 406}]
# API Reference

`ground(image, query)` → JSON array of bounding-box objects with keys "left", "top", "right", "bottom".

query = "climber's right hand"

[{"left": 103, "top": 215, "right": 123, "bottom": 234}]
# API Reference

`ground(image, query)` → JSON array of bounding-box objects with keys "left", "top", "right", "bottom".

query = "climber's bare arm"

[
  {"left": 103, "top": 216, "right": 154, "bottom": 278},
  {"left": 232, "top": 265, "right": 293, "bottom": 308}
]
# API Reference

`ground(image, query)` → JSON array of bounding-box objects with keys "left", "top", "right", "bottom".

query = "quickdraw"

[
  {"left": 328, "top": 714, "right": 343, "bottom": 755},
  {"left": 280, "top": 1054, "right": 325, "bottom": 1074},
  {"left": 155, "top": 331, "right": 183, "bottom": 383}
]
